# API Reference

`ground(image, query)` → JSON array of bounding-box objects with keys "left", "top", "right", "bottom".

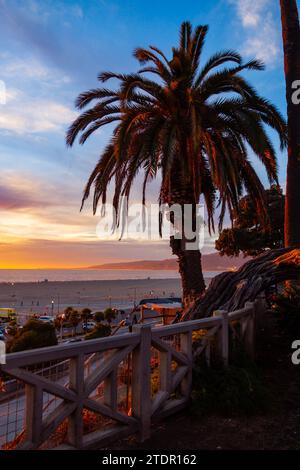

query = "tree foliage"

[
  {"left": 81, "top": 307, "right": 92, "bottom": 328},
  {"left": 215, "top": 186, "right": 284, "bottom": 257},
  {"left": 67, "top": 22, "right": 287, "bottom": 234},
  {"left": 8, "top": 319, "right": 57, "bottom": 353},
  {"left": 85, "top": 323, "right": 111, "bottom": 340},
  {"left": 63, "top": 306, "right": 75, "bottom": 321},
  {"left": 273, "top": 285, "right": 300, "bottom": 335},
  {"left": 103, "top": 308, "right": 117, "bottom": 323},
  {"left": 60, "top": 307, "right": 81, "bottom": 335},
  {"left": 94, "top": 311, "right": 105, "bottom": 323}
]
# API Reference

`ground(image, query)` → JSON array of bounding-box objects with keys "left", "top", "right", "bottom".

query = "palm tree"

[
  {"left": 280, "top": 0, "right": 300, "bottom": 247},
  {"left": 81, "top": 307, "right": 92, "bottom": 329},
  {"left": 67, "top": 22, "right": 287, "bottom": 306},
  {"left": 69, "top": 310, "right": 80, "bottom": 336}
]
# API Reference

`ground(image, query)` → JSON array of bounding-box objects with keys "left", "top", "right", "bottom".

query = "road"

[
  {"left": 0, "top": 351, "right": 109, "bottom": 447},
  {"left": 0, "top": 311, "right": 162, "bottom": 447}
]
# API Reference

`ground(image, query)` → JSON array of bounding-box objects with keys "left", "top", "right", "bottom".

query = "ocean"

[
  {"left": 0, "top": 269, "right": 218, "bottom": 283},
  {"left": 0, "top": 270, "right": 220, "bottom": 316}
]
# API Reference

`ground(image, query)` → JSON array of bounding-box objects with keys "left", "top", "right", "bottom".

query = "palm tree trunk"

[
  {"left": 280, "top": 0, "right": 300, "bottom": 247},
  {"left": 185, "top": 247, "right": 300, "bottom": 320},
  {"left": 167, "top": 159, "right": 206, "bottom": 307},
  {"left": 170, "top": 234, "right": 206, "bottom": 306}
]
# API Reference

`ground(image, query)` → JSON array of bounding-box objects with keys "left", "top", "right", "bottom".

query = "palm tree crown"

[{"left": 67, "top": 21, "right": 287, "bottom": 234}]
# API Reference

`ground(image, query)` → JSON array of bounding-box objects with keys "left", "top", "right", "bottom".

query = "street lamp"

[
  {"left": 51, "top": 300, "right": 54, "bottom": 317},
  {"left": 128, "top": 287, "right": 137, "bottom": 308}
]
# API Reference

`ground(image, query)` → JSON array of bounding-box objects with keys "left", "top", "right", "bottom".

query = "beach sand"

[{"left": 0, "top": 278, "right": 185, "bottom": 320}]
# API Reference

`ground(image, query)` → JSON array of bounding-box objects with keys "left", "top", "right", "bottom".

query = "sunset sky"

[{"left": 0, "top": 0, "right": 291, "bottom": 268}]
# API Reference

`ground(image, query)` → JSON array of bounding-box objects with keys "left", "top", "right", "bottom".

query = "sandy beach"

[{"left": 0, "top": 278, "right": 185, "bottom": 320}]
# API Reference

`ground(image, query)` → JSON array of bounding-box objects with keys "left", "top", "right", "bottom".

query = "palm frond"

[{"left": 66, "top": 21, "right": 287, "bottom": 241}]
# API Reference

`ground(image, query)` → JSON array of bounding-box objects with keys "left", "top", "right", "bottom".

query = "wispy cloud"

[
  {"left": 0, "top": 88, "right": 76, "bottom": 135},
  {"left": 242, "top": 13, "right": 280, "bottom": 65},
  {"left": 0, "top": 184, "right": 48, "bottom": 210},
  {"left": 0, "top": 0, "right": 96, "bottom": 84},
  {"left": 0, "top": 171, "right": 63, "bottom": 210},
  {"left": 1, "top": 55, "right": 71, "bottom": 84},
  {"left": 230, "top": 0, "right": 269, "bottom": 27},
  {"left": 0, "top": 171, "right": 96, "bottom": 244},
  {"left": 229, "top": 0, "right": 281, "bottom": 67}
]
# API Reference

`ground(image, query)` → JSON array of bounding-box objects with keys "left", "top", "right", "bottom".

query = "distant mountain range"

[{"left": 86, "top": 253, "right": 249, "bottom": 272}]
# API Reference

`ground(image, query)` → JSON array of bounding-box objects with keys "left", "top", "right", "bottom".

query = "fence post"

[
  {"left": 104, "top": 369, "right": 118, "bottom": 411},
  {"left": 180, "top": 330, "right": 193, "bottom": 398},
  {"left": 214, "top": 310, "right": 229, "bottom": 366},
  {"left": 254, "top": 294, "right": 267, "bottom": 331},
  {"left": 68, "top": 354, "right": 84, "bottom": 448},
  {"left": 132, "top": 324, "right": 151, "bottom": 441},
  {"left": 25, "top": 384, "right": 43, "bottom": 447},
  {"left": 244, "top": 302, "right": 255, "bottom": 360}
]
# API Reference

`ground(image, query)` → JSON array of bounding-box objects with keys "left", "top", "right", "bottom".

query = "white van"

[{"left": 38, "top": 316, "right": 54, "bottom": 323}]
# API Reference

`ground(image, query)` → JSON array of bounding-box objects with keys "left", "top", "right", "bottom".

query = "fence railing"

[{"left": 0, "top": 298, "right": 265, "bottom": 450}]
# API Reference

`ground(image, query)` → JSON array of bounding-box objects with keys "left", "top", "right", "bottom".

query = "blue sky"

[{"left": 0, "top": 0, "right": 294, "bottom": 267}]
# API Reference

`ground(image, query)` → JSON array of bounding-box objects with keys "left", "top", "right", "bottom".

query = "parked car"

[
  {"left": 0, "top": 333, "right": 5, "bottom": 342},
  {"left": 82, "top": 321, "right": 96, "bottom": 331},
  {"left": 38, "top": 316, "right": 54, "bottom": 323}
]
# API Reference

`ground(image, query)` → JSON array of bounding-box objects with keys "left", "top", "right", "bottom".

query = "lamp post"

[
  {"left": 51, "top": 300, "right": 54, "bottom": 317},
  {"left": 128, "top": 287, "right": 137, "bottom": 308}
]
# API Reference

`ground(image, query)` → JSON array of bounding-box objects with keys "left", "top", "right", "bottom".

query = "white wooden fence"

[{"left": 0, "top": 299, "right": 265, "bottom": 450}]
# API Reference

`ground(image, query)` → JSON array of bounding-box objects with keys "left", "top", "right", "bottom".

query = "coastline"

[
  {"left": 0, "top": 277, "right": 183, "bottom": 317},
  {"left": 0, "top": 269, "right": 221, "bottom": 284},
  {"left": 0, "top": 275, "right": 214, "bottom": 317}
]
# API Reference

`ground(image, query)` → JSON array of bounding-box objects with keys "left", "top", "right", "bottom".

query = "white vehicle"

[
  {"left": 82, "top": 321, "right": 96, "bottom": 331},
  {"left": 38, "top": 316, "right": 54, "bottom": 323}
]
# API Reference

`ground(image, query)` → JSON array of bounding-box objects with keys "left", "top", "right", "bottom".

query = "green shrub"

[
  {"left": 103, "top": 308, "right": 117, "bottom": 323},
  {"left": 85, "top": 323, "right": 111, "bottom": 340},
  {"left": 81, "top": 308, "right": 92, "bottom": 325},
  {"left": 69, "top": 310, "right": 80, "bottom": 334},
  {"left": 8, "top": 319, "right": 57, "bottom": 353},
  {"left": 191, "top": 352, "right": 270, "bottom": 417},
  {"left": 273, "top": 285, "right": 300, "bottom": 335},
  {"left": 5, "top": 321, "right": 18, "bottom": 337},
  {"left": 94, "top": 311, "right": 105, "bottom": 323}
]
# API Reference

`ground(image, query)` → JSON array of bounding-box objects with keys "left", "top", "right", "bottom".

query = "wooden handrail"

[
  {"left": 2, "top": 332, "right": 140, "bottom": 368},
  {"left": 153, "top": 315, "right": 221, "bottom": 338},
  {"left": 0, "top": 301, "right": 261, "bottom": 450}
]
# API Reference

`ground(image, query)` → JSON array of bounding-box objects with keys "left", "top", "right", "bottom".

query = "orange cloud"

[{"left": 0, "top": 238, "right": 171, "bottom": 269}]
